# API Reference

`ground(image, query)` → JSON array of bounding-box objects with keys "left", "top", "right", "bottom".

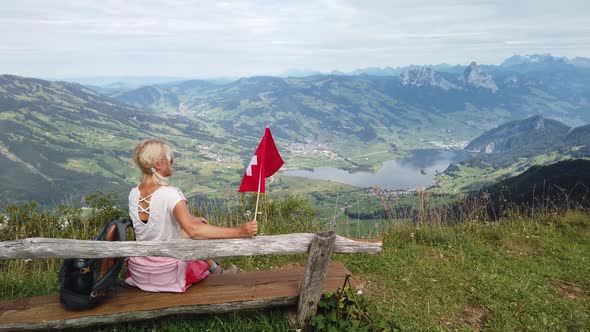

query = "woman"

[{"left": 125, "top": 139, "right": 257, "bottom": 292}]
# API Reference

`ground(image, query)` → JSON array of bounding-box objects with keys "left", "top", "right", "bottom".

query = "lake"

[{"left": 282, "top": 150, "right": 466, "bottom": 190}]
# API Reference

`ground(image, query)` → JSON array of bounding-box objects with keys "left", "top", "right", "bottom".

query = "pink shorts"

[
  {"left": 185, "top": 260, "right": 210, "bottom": 286},
  {"left": 124, "top": 259, "right": 209, "bottom": 292}
]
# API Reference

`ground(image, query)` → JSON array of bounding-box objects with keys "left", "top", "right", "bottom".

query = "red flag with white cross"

[{"left": 238, "top": 127, "right": 284, "bottom": 193}]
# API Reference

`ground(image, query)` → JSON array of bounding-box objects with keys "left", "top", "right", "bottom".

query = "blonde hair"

[{"left": 132, "top": 139, "right": 173, "bottom": 186}]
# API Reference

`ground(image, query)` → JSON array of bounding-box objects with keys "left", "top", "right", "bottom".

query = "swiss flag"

[{"left": 238, "top": 127, "right": 284, "bottom": 193}]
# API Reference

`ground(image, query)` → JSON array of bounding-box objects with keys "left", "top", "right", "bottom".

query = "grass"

[
  {"left": 1, "top": 194, "right": 589, "bottom": 331},
  {"left": 339, "top": 210, "right": 590, "bottom": 331}
]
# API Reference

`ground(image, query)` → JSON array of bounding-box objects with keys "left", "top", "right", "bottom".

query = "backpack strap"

[
  {"left": 94, "top": 218, "right": 133, "bottom": 241},
  {"left": 113, "top": 218, "right": 133, "bottom": 241},
  {"left": 90, "top": 218, "right": 134, "bottom": 294},
  {"left": 92, "top": 258, "right": 124, "bottom": 294}
]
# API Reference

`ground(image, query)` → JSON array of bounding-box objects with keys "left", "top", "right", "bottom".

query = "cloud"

[{"left": 0, "top": 0, "right": 588, "bottom": 77}]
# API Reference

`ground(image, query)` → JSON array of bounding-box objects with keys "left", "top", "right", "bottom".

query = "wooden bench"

[{"left": 0, "top": 232, "right": 382, "bottom": 331}]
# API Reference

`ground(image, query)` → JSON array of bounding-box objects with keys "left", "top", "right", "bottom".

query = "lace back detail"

[{"left": 138, "top": 192, "right": 154, "bottom": 215}]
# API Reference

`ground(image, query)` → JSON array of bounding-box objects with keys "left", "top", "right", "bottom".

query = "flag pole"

[
  {"left": 253, "top": 125, "right": 268, "bottom": 222},
  {"left": 253, "top": 165, "right": 262, "bottom": 222}
]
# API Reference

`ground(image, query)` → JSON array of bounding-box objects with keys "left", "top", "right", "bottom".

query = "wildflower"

[
  {"left": 59, "top": 218, "right": 71, "bottom": 230},
  {"left": 244, "top": 210, "right": 251, "bottom": 217}
]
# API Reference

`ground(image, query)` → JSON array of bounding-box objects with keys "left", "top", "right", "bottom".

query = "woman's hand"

[{"left": 239, "top": 220, "right": 258, "bottom": 237}]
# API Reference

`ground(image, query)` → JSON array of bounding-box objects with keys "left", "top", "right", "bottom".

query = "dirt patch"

[
  {"left": 553, "top": 281, "right": 587, "bottom": 300},
  {"left": 458, "top": 305, "right": 488, "bottom": 331}
]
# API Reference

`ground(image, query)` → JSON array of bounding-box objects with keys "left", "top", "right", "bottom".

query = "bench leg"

[{"left": 296, "top": 231, "right": 336, "bottom": 327}]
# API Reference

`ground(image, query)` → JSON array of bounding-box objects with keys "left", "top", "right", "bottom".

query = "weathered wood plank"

[
  {"left": 0, "top": 262, "right": 359, "bottom": 331},
  {"left": 0, "top": 298, "right": 298, "bottom": 331},
  {"left": 297, "top": 231, "right": 336, "bottom": 327},
  {"left": 0, "top": 234, "right": 382, "bottom": 260}
]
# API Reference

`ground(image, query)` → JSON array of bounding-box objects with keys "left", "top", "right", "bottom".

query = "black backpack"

[{"left": 58, "top": 218, "right": 133, "bottom": 311}]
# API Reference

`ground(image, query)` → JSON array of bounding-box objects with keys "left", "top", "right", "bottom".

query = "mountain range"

[
  {"left": 107, "top": 54, "right": 590, "bottom": 128},
  {"left": 323, "top": 53, "right": 590, "bottom": 76},
  {"left": 0, "top": 53, "right": 589, "bottom": 206}
]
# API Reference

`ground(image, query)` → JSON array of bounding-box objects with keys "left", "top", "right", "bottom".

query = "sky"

[{"left": 1, "top": 0, "right": 589, "bottom": 79}]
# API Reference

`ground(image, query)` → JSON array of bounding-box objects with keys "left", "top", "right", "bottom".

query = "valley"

[{"left": 0, "top": 54, "right": 589, "bottom": 220}]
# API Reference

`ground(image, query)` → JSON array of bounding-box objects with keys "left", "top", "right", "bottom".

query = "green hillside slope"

[
  {"left": 437, "top": 117, "right": 590, "bottom": 193},
  {"left": 0, "top": 75, "right": 223, "bottom": 205}
]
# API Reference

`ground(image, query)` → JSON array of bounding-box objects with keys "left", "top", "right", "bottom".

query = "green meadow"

[{"left": 1, "top": 193, "right": 588, "bottom": 331}]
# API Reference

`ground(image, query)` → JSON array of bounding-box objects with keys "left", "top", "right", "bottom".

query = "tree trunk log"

[{"left": 296, "top": 231, "right": 336, "bottom": 327}]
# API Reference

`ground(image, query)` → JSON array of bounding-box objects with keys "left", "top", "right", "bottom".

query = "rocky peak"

[
  {"left": 461, "top": 62, "right": 498, "bottom": 93},
  {"left": 464, "top": 115, "right": 570, "bottom": 155},
  {"left": 518, "top": 115, "right": 547, "bottom": 130},
  {"left": 400, "top": 66, "right": 459, "bottom": 90}
]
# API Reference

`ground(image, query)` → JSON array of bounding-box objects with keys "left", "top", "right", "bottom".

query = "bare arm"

[{"left": 173, "top": 201, "right": 257, "bottom": 239}]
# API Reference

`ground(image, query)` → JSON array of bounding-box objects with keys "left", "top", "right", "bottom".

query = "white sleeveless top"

[{"left": 126, "top": 185, "right": 190, "bottom": 292}]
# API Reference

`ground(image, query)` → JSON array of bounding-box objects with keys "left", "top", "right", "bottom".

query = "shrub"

[{"left": 311, "top": 276, "right": 403, "bottom": 332}]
